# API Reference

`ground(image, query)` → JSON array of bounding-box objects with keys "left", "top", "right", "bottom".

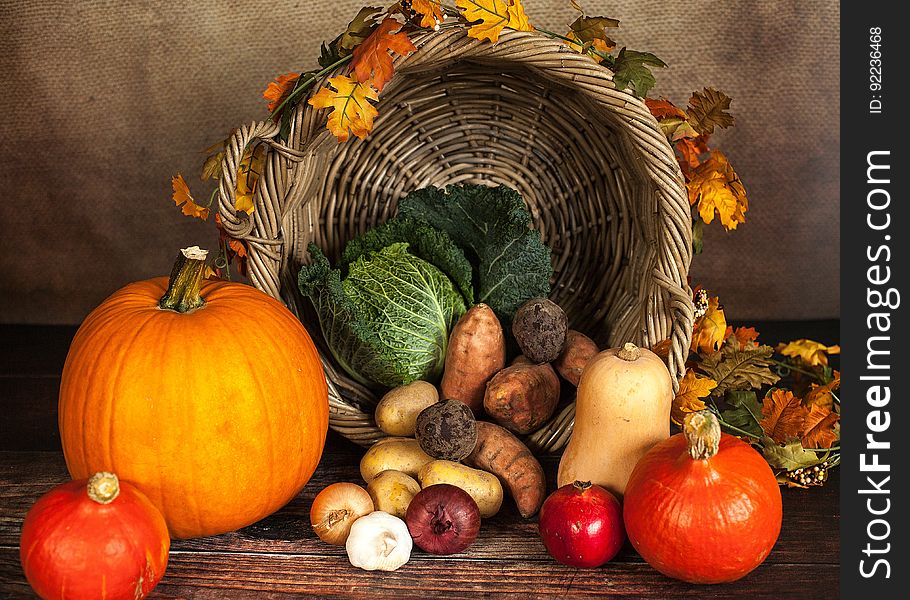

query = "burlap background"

[{"left": 0, "top": 1, "right": 839, "bottom": 324}]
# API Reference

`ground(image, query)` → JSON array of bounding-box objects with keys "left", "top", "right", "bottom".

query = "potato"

[
  {"left": 367, "top": 470, "right": 422, "bottom": 519},
  {"left": 360, "top": 438, "right": 435, "bottom": 483},
  {"left": 374, "top": 381, "right": 439, "bottom": 436},
  {"left": 417, "top": 460, "right": 504, "bottom": 518}
]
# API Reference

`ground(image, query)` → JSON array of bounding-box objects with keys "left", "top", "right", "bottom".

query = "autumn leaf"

[
  {"left": 800, "top": 405, "right": 839, "bottom": 449},
  {"left": 456, "top": 0, "right": 533, "bottom": 43},
  {"left": 611, "top": 48, "right": 666, "bottom": 98},
  {"left": 725, "top": 326, "right": 759, "bottom": 349},
  {"left": 171, "top": 174, "right": 209, "bottom": 220},
  {"left": 671, "top": 369, "right": 717, "bottom": 425},
  {"left": 215, "top": 213, "right": 249, "bottom": 278},
  {"left": 804, "top": 371, "right": 840, "bottom": 410},
  {"left": 263, "top": 72, "right": 300, "bottom": 117},
  {"left": 645, "top": 98, "right": 687, "bottom": 120},
  {"left": 720, "top": 390, "right": 763, "bottom": 438},
  {"left": 690, "top": 295, "right": 726, "bottom": 354},
  {"left": 352, "top": 18, "right": 417, "bottom": 92},
  {"left": 568, "top": 15, "right": 618, "bottom": 48},
  {"left": 201, "top": 136, "right": 227, "bottom": 182},
  {"left": 761, "top": 437, "right": 826, "bottom": 471},
  {"left": 235, "top": 145, "right": 265, "bottom": 215},
  {"left": 308, "top": 75, "right": 380, "bottom": 142},
  {"left": 650, "top": 339, "right": 672, "bottom": 363},
  {"left": 777, "top": 339, "right": 841, "bottom": 367},
  {"left": 676, "top": 136, "right": 709, "bottom": 173},
  {"left": 686, "top": 87, "right": 735, "bottom": 136},
  {"left": 687, "top": 149, "right": 748, "bottom": 231},
  {"left": 699, "top": 344, "right": 780, "bottom": 396},
  {"left": 565, "top": 33, "right": 612, "bottom": 62},
  {"left": 340, "top": 6, "right": 384, "bottom": 52},
  {"left": 760, "top": 389, "right": 808, "bottom": 444},
  {"left": 411, "top": 0, "right": 444, "bottom": 29}
]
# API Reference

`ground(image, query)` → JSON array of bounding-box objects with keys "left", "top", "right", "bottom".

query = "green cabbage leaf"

[{"left": 299, "top": 242, "right": 466, "bottom": 389}]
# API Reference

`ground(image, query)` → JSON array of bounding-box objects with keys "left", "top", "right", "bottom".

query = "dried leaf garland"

[
  {"left": 611, "top": 48, "right": 666, "bottom": 98},
  {"left": 760, "top": 389, "right": 808, "bottom": 444},
  {"left": 800, "top": 405, "right": 840, "bottom": 449},
  {"left": 352, "top": 18, "right": 417, "bottom": 91},
  {"left": 263, "top": 72, "right": 301, "bottom": 116},
  {"left": 308, "top": 75, "right": 380, "bottom": 142}
]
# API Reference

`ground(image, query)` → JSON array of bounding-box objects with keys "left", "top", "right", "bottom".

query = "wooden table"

[{"left": 0, "top": 323, "right": 840, "bottom": 598}]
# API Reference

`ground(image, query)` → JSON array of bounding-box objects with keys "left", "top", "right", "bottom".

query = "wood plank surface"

[{"left": 0, "top": 324, "right": 840, "bottom": 598}]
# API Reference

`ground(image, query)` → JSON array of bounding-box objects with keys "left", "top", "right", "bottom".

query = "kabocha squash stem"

[
  {"left": 86, "top": 471, "right": 120, "bottom": 504},
  {"left": 683, "top": 410, "right": 721, "bottom": 460},
  {"left": 159, "top": 246, "right": 209, "bottom": 313}
]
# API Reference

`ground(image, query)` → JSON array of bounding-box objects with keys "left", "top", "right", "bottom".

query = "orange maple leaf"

[
  {"left": 776, "top": 339, "right": 841, "bottom": 367},
  {"left": 456, "top": 0, "right": 533, "bottom": 43},
  {"left": 675, "top": 136, "right": 709, "bottom": 173},
  {"left": 352, "top": 18, "right": 417, "bottom": 92},
  {"left": 691, "top": 295, "right": 726, "bottom": 354},
  {"left": 171, "top": 174, "right": 209, "bottom": 220},
  {"left": 687, "top": 149, "right": 748, "bottom": 231},
  {"left": 646, "top": 98, "right": 687, "bottom": 120},
  {"left": 671, "top": 369, "right": 717, "bottom": 426},
  {"left": 760, "top": 389, "right": 809, "bottom": 444},
  {"left": 724, "top": 326, "right": 759, "bottom": 349},
  {"left": 308, "top": 75, "right": 379, "bottom": 142},
  {"left": 800, "top": 404, "right": 840, "bottom": 449},
  {"left": 263, "top": 72, "right": 300, "bottom": 116},
  {"left": 411, "top": 0, "right": 444, "bottom": 29}
]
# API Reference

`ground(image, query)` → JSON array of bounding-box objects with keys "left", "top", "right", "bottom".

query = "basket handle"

[{"left": 215, "top": 119, "right": 311, "bottom": 298}]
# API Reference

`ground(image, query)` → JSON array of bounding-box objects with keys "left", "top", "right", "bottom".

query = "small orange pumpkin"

[
  {"left": 20, "top": 472, "right": 170, "bottom": 600},
  {"left": 59, "top": 247, "right": 329, "bottom": 539}
]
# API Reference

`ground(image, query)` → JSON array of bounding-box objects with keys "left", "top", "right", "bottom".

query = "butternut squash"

[{"left": 557, "top": 342, "right": 673, "bottom": 497}]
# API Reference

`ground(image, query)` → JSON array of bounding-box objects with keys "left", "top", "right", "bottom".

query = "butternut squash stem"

[
  {"left": 87, "top": 472, "right": 120, "bottom": 504},
  {"left": 683, "top": 410, "right": 721, "bottom": 460},
  {"left": 158, "top": 246, "right": 209, "bottom": 313},
  {"left": 617, "top": 342, "right": 641, "bottom": 361}
]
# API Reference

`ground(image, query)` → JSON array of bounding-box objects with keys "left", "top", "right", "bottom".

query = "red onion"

[{"left": 405, "top": 484, "right": 480, "bottom": 555}]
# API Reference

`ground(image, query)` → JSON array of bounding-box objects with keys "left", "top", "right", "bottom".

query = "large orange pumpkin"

[{"left": 59, "top": 247, "right": 329, "bottom": 539}]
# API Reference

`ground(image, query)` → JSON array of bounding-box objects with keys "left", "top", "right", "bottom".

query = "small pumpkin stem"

[
  {"left": 617, "top": 342, "right": 641, "bottom": 361},
  {"left": 158, "top": 246, "right": 209, "bottom": 313},
  {"left": 683, "top": 410, "right": 721, "bottom": 460},
  {"left": 87, "top": 472, "right": 120, "bottom": 504}
]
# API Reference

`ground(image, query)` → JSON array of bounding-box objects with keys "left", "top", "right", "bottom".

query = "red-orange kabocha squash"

[
  {"left": 20, "top": 472, "right": 170, "bottom": 600},
  {"left": 623, "top": 410, "right": 782, "bottom": 584},
  {"left": 58, "top": 247, "right": 329, "bottom": 539}
]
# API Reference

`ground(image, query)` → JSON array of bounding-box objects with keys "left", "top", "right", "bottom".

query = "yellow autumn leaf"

[
  {"left": 671, "top": 369, "right": 717, "bottom": 425},
  {"left": 308, "top": 75, "right": 379, "bottom": 142},
  {"left": 411, "top": 0, "right": 444, "bottom": 29},
  {"left": 171, "top": 174, "right": 209, "bottom": 220},
  {"left": 690, "top": 295, "right": 726, "bottom": 354},
  {"left": 804, "top": 371, "right": 840, "bottom": 410},
  {"left": 456, "top": 0, "right": 533, "bottom": 43},
  {"left": 687, "top": 149, "right": 748, "bottom": 231},
  {"left": 777, "top": 339, "right": 841, "bottom": 367},
  {"left": 235, "top": 145, "right": 265, "bottom": 215}
]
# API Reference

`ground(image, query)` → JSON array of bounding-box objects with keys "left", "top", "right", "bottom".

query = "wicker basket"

[{"left": 215, "top": 24, "right": 694, "bottom": 453}]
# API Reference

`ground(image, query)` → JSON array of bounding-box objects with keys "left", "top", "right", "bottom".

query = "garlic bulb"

[{"left": 345, "top": 511, "right": 412, "bottom": 571}]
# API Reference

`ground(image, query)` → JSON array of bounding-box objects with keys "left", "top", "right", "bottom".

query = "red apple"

[{"left": 538, "top": 481, "right": 625, "bottom": 568}]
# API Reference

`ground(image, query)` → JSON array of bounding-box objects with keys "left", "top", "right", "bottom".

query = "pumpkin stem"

[
  {"left": 87, "top": 472, "right": 120, "bottom": 504},
  {"left": 683, "top": 410, "right": 721, "bottom": 460},
  {"left": 617, "top": 342, "right": 641, "bottom": 361},
  {"left": 158, "top": 246, "right": 209, "bottom": 313}
]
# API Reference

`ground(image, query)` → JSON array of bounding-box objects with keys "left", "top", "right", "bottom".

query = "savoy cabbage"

[{"left": 299, "top": 242, "right": 465, "bottom": 389}]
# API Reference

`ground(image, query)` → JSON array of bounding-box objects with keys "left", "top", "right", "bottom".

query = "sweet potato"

[
  {"left": 440, "top": 304, "right": 506, "bottom": 412},
  {"left": 483, "top": 362, "right": 560, "bottom": 434},
  {"left": 465, "top": 421, "right": 546, "bottom": 518},
  {"left": 552, "top": 330, "right": 599, "bottom": 386}
]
